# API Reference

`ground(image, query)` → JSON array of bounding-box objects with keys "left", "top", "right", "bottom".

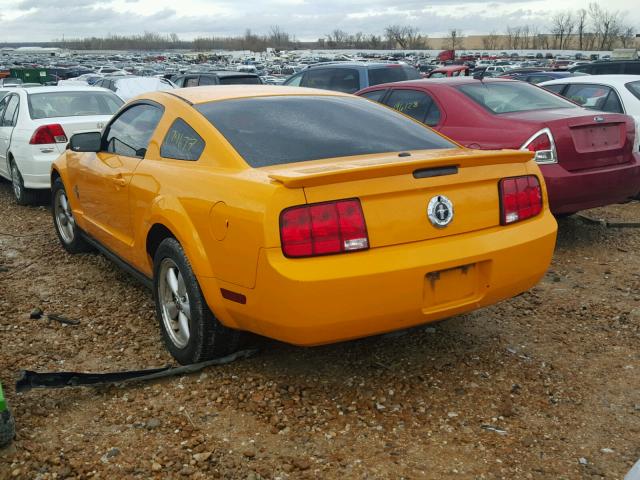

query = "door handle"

[{"left": 112, "top": 175, "right": 126, "bottom": 187}]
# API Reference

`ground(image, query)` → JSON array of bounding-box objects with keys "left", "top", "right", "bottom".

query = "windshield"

[
  {"left": 458, "top": 82, "right": 575, "bottom": 114},
  {"left": 626, "top": 80, "right": 640, "bottom": 101},
  {"left": 28, "top": 91, "right": 123, "bottom": 119},
  {"left": 196, "top": 96, "right": 456, "bottom": 167}
]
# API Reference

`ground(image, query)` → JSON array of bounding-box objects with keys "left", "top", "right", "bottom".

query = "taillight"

[
  {"left": 29, "top": 124, "right": 67, "bottom": 145},
  {"left": 280, "top": 199, "right": 369, "bottom": 258},
  {"left": 521, "top": 128, "right": 557, "bottom": 164},
  {"left": 499, "top": 175, "right": 543, "bottom": 225}
]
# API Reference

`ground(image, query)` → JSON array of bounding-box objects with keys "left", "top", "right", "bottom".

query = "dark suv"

[
  {"left": 173, "top": 71, "right": 262, "bottom": 87},
  {"left": 283, "top": 62, "right": 420, "bottom": 94},
  {"left": 569, "top": 60, "right": 640, "bottom": 75}
]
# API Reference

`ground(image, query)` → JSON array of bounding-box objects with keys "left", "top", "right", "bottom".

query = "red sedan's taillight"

[
  {"left": 521, "top": 128, "right": 557, "bottom": 164},
  {"left": 29, "top": 124, "right": 67, "bottom": 145},
  {"left": 280, "top": 199, "right": 369, "bottom": 258},
  {"left": 499, "top": 175, "right": 543, "bottom": 225}
]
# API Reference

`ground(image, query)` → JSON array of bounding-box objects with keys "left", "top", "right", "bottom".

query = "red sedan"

[{"left": 357, "top": 78, "right": 640, "bottom": 215}]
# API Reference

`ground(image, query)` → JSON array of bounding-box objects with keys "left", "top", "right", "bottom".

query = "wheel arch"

[{"left": 143, "top": 198, "right": 215, "bottom": 279}]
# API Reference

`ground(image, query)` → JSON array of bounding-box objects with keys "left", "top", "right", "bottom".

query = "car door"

[
  {"left": 0, "top": 94, "right": 19, "bottom": 178},
  {"left": 74, "top": 102, "right": 163, "bottom": 255},
  {"left": 0, "top": 96, "right": 11, "bottom": 178}
]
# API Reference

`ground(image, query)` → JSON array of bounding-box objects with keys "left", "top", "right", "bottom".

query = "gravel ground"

[{"left": 0, "top": 178, "right": 639, "bottom": 479}]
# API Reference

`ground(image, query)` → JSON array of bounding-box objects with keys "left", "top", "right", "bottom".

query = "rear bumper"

[
  {"left": 200, "top": 211, "right": 557, "bottom": 346},
  {"left": 16, "top": 148, "right": 59, "bottom": 189},
  {"left": 540, "top": 155, "right": 640, "bottom": 214}
]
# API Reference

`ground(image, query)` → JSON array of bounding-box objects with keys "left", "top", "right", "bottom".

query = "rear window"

[
  {"left": 458, "top": 82, "right": 574, "bottom": 114},
  {"left": 28, "top": 91, "right": 123, "bottom": 119},
  {"left": 368, "top": 66, "right": 419, "bottom": 86},
  {"left": 196, "top": 96, "right": 455, "bottom": 167},
  {"left": 219, "top": 76, "right": 262, "bottom": 85},
  {"left": 626, "top": 81, "right": 640, "bottom": 100}
]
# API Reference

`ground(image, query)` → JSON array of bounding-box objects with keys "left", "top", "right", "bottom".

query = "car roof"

[
  {"left": 2, "top": 86, "right": 110, "bottom": 94},
  {"left": 164, "top": 85, "right": 350, "bottom": 105},
  {"left": 367, "top": 77, "right": 516, "bottom": 89},
  {"left": 431, "top": 65, "right": 469, "bottom": 72},
  {"left": 539, "top": 74, "right": 640, "bottom": 86},
  {"left": 307, "top": 62, "right": 404, "bottom": 70}
]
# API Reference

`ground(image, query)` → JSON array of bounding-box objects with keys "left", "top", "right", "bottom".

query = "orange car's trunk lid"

[{"left": 267, "top": 148, "right": 536, "bottom": 248}]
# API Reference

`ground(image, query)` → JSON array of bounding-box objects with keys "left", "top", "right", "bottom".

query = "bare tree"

[
  {"left": 575, "top": 9, "right": 588, "bottom": 50},
  {"left": 618, "top": 26, "right": 636, "bottom": 48},
  {"left": 589, "top": 3, "right": 623, "bottom": 51},
  {"left": 482, "top": 30, "right": 500, "bottom": 50},
  {"left": 445, "top": 28, "right": 464, "bottom": 50},
  {"left": 268, "top": 25, "right": 290, "bottom": 48},
  {"left": 384, "top": 25, "right": 420, "bottom": 49},
  {"left": 551, "top": 11, "right": 574, "bottom": 49}
]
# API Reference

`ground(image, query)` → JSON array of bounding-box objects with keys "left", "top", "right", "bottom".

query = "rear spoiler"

[{"left": 268, "top": 149, "right": 534, "bottom": 188}]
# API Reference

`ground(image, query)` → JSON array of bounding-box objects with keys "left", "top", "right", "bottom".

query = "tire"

[
  {"left": 0, "top": 409, "right": 15, "bottom": 448},
  {"left": 51, "top": 177, "right": 92, "bottom": 253},
  {"left": 153, "top": 238, "right": 241, "bottom": 364},
  {"left": 10, "top": 161, "right": 40, "bottom": 206}
]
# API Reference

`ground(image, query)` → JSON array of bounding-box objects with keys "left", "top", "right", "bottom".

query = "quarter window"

[
  {"left": 1, "top": 95, "right": 19, "bottom": 127},
  {"left": 284, "top": 73, "right": 303, "bottom": 87},
  {"left": 160, "top": 118, "right": 205, "bottom": 161},
  {"left": 105, "top": 103, "right": 163, "bottom": 158},
  {"left": 542, "top": 84, "right": 565, "bottom": 94},
  {"left": 185, "top": 77, "right": 199, "bottom": 87}
]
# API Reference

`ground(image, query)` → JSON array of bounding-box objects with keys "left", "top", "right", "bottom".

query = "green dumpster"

[{"left": 9, "top": 68, "right": 51, "bottom": 85}]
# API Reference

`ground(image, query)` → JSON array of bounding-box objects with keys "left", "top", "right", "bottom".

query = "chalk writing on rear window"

[{"left": 160, "top": 118, "right": 205, "bottom": 161}]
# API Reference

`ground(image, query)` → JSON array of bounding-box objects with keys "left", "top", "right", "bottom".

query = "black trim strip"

[
  {"left": 413, "top": 165, "right": 458, "bottom": 179},
  {"left": 80, "top": 232, "right": 153, "bottom": 290},
  {"left": 165, "top": 91, "right": 194, "bottom": 106}
]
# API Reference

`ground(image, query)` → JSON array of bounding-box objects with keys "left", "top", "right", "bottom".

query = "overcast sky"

[{"left": 0, "top": 0, "right": 636, "bottom": 42}]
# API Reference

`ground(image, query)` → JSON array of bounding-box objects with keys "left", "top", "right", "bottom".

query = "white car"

[
  {"left": 539, "top": 75, "right": 640, "bottom": 152},
  {"left": 92, "top": 76, "right": 175, "bottom": 101},
  {"left": 0, "top": 86, "right": 123, "bottom": 205}
]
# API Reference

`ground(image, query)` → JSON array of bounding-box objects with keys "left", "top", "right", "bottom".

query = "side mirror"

[{"left": 69, "top": 132, "right": 101, "bottom": 153}]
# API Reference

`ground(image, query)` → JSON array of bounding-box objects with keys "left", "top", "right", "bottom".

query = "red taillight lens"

[
  {"left": 280, "top": 199, "right": 369, "bottom": 258},
  {"left": 29, "top": 124, "right": 67, "bottom": 145},
  {"left": 526, "top": 133, "right": 551, "bottom": 152},
  {"left": 521, "top": 129, "right": 557, "bottom": 164},
  {"left": 499, "top": 175, "right": 543, "bottom": 225}
]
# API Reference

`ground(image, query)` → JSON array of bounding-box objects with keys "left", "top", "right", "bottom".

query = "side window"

[
  {"left": 593, "top": 63, "right": 623, "bottom": 75},
  {"left": 185, "top": 77, "right": 199, "bottom": 87},
  {"left": 173, "top": 77, "right": 185, "bottom": 88},
  {"left": 199, "top": 76, "right": 217, "bottom": 86},
  {"left": 105, "top": 104, "right": 163, "bottom": 158},
  {"left": 601, "top": 91, "right": 623, "bottom": 113},
  {"left": 0, "top": 97, "right": 9, "bottom": 124},
  {"left": 361, "top": 89, "right": 387, "bottom": 103},
  {"left": 305, "top": 68, "right": 336, "bottom": 90},
  {"left": 384, "top": 89, "right": 433, "bottom": 124},
  {"left": 542, "top": 84, "right": 565, "bottom": 94},
  {"left": 625, "top": 63, "right": 640, "bottom": 75},
  {"left": 330, "top": 68, "right": 360, "bottom": 93},
  {"left": 285, "top": 73, "right": 303, "bottom": 87},
  {"left": 1, "top": 95, "right": 19, "bottom": 127},
  {"left": 424, "top": 98, "right": 442, "bottom": 127},
  {"left": 160, "top": 118, "right": 205, "bottom": 161},
  {"left": 564, "top": 84, "right": 614, "bottom": 110}
]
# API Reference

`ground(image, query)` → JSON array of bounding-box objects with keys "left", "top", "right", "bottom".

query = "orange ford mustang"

[{"left": 51, "top": 86, "right": 557, "bottom": 364}]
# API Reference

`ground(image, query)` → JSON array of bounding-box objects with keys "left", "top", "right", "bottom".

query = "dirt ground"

[{"left": 0, "top": 180, "right": 638, "bottom": 480}]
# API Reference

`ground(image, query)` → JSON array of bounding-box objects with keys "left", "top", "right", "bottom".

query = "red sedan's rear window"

[
  {"left": 195, "top": 96, "right": 456, "bottom": 167},
  {"left": 458, "top": 82, "right": 575, "bottom": 114}
]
